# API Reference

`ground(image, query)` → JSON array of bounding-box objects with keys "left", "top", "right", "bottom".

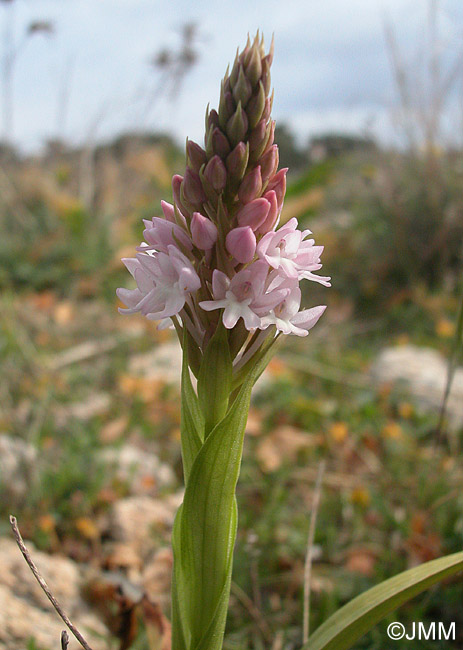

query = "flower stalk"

[{"left": 117, "top": 32, "right": 329, "bottom": 650}]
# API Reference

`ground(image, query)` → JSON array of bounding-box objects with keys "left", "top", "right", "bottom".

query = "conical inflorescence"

[{"left": 118, "top": 33, "right": 330, "bottom": 373}]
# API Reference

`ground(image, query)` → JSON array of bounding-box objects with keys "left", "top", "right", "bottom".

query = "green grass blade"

[{"left": 303, "top": 550, "right": 463, "bottom": 650}]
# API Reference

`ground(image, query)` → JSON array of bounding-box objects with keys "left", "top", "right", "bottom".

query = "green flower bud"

[
  {"left": 226, "top": 101, "right": 248, "bottom": 147},
  {"left": 246, "top": 81, "right": 266, "bottom": 129},
  {"left": 219, "top": 81, "right": 233, "bottom": 130},
  {"left": 229, "top": 49, "right": 240, "bottom": 87},
  {"left": 261, "top": 56, "right": 271, "bottom": 95},
  {"left": 245, "top": 44, "right": 262, "bottom": 86},
  {"left": 232, "top": 65, "right": 252, "bottom": 107}
]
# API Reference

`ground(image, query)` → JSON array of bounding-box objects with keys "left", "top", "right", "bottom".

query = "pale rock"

[
  {"left": 142, "top": 547, "right": 173, "bottom": 609},
  {"left": 371, "top": 345, "right": 463, "bottom": 430},
  {"left": 129, "top": 343, "right": 183, "bottom": 385},
  {"left": 0, "top": 538, "right": 107, "bottom": 650},
  {"left": 98, "top": 444, "right": 176, "bottom": 496},
  {"left": 108, "top": 493, "right": 183, "bottom": 554},
  {"left": 0, "top": 434, "right": 37, "bottom": 499}
]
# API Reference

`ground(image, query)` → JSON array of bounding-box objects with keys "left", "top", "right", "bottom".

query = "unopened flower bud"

[
  {"left": 249, "top": 119, "right": 267, "bottom": 154},
  {"left": 266, "top": 168, "right": 287, "bottom": 207},
  {"left": 250, "top": 120, "right": 274, "bottom": 162},
  {"left": 245, "top": 45, "right": 262, "bottom": 86},
  {"left": 260, "top": 145, "right": 279, "bottom": 181},
  {"left": 172, "top": 174, "right": 188, "bottom": 214},
  {"left": 232, "top": 65, "right": 252, "bottom": 106},
  {"left": 226, "top": 226, "right": 256, "bottom": 263},
  {"left": 265, "top": 119, "right": 275, "bottom": 149},
  {"left": 256, "top": 190, "right": 279, "bottom": 234},
  {"left": 183, "top": 168, "right": 205, "bottom": 206},
  {"left": 161, "top": 200, "right": 175, "bottom": 223},
  {"left": 229, "top": 51, "right": 240, "bottom": 87},
  {"left": 247, "top": 82, "right": 266, "bottom": 129},
  {"left": 261, "top": 56, "right": 271, "bottom": 94},
  {"left": 238, "top": 165, "right": 262, "bottom": 203},
  {"left": 211, "top": 127, "right": 231, "bottom": 158},
  {"left": 262, "top": 92, "right": 273, "bottom": 121},
  {"left": 219, "top": 82, "right": 235, "bottom": 129},
  {"left": 204, "top": 155, "right": 227, "bottom": 192},
  {"left": 191, "top": 212, "right": 218, "bottom": 250},
  {"left": 186, "top": 140, "right": 207, "bottom": 173},
  {"left": 226, "top": 102, "right": 248, "bottom": 147},
  {"left": 236, "top": 197, "right": 270, "bottom": 230},
  {"left": 226, "top": 142, "right": 249, "bottom": 182},
  {"left": 207, "top": 109, "right": 220, "bottom": 133}
]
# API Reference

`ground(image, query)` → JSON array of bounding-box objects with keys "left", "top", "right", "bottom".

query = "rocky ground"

[{"left": 1, "top": 334, "right": 462, "bottom": 650}]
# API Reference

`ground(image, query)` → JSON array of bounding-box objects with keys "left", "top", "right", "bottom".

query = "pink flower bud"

[
  {"left": 207, "top": 109, "right": 220, "bottom": 132},
  {"left": 266, "top": 168, "right": 287, "bottom": 208},
  {"left": 211, "top": 127, "right": 231, "bottom": 158},
  {"left": 186, "top": 139, "right": 207, "bottom": 173},
  {"left": 191, "top": 212, "right": 218, "bottom": 250},
  {"left": 226, "top": 142, "right": 249, "bottom": 181},
  {"left": 249, "top": 119, "right": 266, "bottom": 153},
  {"left": 160, "top": 200, "right": 176, "bottom": 223},
  {"left": 204, "top": 155, "right": 227, "bottom": 192},
  {"left": 219, "top": 82, "right": 234, "bottom": 129},
  {"left": 183, "top": 168, "right": 205, "bottom": 206},
  {"left": 236, "top": 198, "right": 270, "bottom": 230},
  {"left": 238, "top": 165, "right": 262, "bottom": 203},
  {"left": 265, "top": 119, "right": 275, "bottom": 149},
  {"left": 226, "top": 226, "right": 256, "bottom": 264},
  {"left": 263, "top": 92, "right": 274, "bottom": 121},
  {"left": 172, "top": 174, "right": 188, "bottom": 215},
  {"left": 256, "top": 190, "right": 279, "bottom": 234},
  {"left": 260, "top": 145, "right": 279, "bottom": 181}
]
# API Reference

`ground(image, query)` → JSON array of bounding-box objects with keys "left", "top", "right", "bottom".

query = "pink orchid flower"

[{"left": 117, "top": 245, "right": 201, "bottom": 321}]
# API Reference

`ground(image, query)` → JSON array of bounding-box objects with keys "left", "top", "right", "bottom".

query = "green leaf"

[
  {"left": 231, "top": 331, "right": 281, "bottom": 392},
  {"left": 197, "top": 322, "right": 232, "bottom": 436},
  {"left": 303, "top": 550, "right": 463, "bottom": 650},
  {"left": 171, "top": 505, "right": 189, "bottom": 650},
  {"left": 180, "top": 337, "right": 204, "bottom": 484}
]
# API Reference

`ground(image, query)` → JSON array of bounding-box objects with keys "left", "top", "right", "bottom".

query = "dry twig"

[
  {"left": 303, "top": 461, "right": 326, "bottom": 645},
  {"left": 9, "top": 515, "right": 94, "bottom": 650},
  {"left": 61, "top": 631, "right": 70, "bottom": 650},
  {"left": 231, "top": 580, "right": 273, "bottom": 643}
]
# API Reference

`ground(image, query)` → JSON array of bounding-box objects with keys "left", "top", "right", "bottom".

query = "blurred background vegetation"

[{"left": 1, "top": 1, "right": 463, "bottom": 649}]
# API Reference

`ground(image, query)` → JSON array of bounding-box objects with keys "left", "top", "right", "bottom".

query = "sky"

[{"left": 4, "top": 0, "right": 463, "bottom": 152}]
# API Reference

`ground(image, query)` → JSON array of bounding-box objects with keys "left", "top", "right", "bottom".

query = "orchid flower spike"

[{"left": 117, "top": 32, "right": 329, "bottom": 368}]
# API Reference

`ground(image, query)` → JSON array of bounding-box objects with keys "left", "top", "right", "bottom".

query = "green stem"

[{"left": 172, "top": 337, "right": 278, "bottom": 649}]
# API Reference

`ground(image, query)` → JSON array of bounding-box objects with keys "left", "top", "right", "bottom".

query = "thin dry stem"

[
  {"left": 231, "top": 580, "right": 272, "bottom": 643},
  {"left": 9, "top": 515, "right": 94, "bottom": 650},
  {"left": 302, "top": 461, "right": 326, "bottom": 645}
]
